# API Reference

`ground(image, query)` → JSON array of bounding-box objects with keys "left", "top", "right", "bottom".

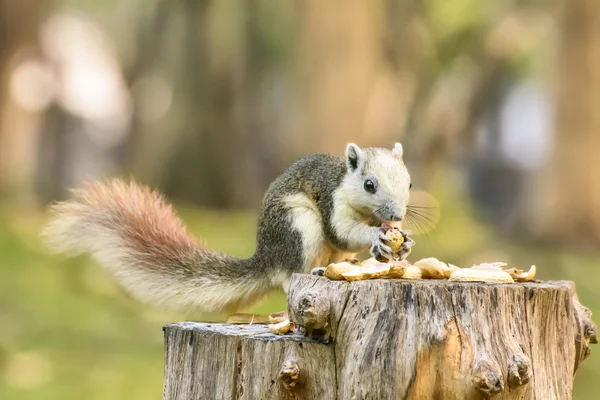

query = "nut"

[
  {"left": 269, "top": 319, "right": 294, "bottom": 335},
  {"left": 414, "top": 257, "right": 452, "bottom": 279},
  {"left": 449, "top": 268, "right": 514, "bottom": 283},
  {"left": 444, "top": 264, "right": 461, "bottom": 278},
  {"left": 386, "top": 228, "right": 405, "bottom": 256},
  {"left": 388, "top": 259, "right": 411, "bottom": 278},
  {"left": 342, "top": 263, "right": 391, "bottom": 281},
  {"left": 401, "top": 265, "right": 423, "bottom": 279},
  {"left": 324, "top": 262, "right": 358, "bottom": 280},
  {"left": 504, "top": 265, "right": 536, "bottom": 282}
]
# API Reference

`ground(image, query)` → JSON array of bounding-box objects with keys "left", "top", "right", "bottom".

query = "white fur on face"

[{"left": 340, "top": 147, "right": 411, "bottom": 221}]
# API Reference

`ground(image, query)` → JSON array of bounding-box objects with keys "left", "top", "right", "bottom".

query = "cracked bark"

[
  {"left": 287, "top": 275, "right": 594, "bottom": 399},
  {"left": 163, "top": 322, "right": 334, "bottom": 400}
]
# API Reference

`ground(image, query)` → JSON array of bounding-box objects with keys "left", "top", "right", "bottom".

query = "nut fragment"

[
  {"left": 324, "top": 262, "right": 358, "bottom": 280},
  {"left": 401, "top": 265, "right": 423, "bottom": 279},
  {"left": 388, "top": 266, "right": 406, "bottom": 278},
  {"left": 269, "top": 319, "right": 294, "bottom": 335},
  {"left": 504, "top": 265, "right": 536, "bottom": 282},
  {"left": 444, "top": 264, "right": 461, "bottom": 278},
  {"left": 414, "top": 257, "right": 452, "bottom": 279},
  {"left": 388, "top": 259, "right": 411, "bottom": 278},
  {"left": 342, "top": 263, "right": 391, "bottom": 281},
  {"left": 322, "top": 252, "right": 538, "bottom": 284},
  {"left": 382, "top": 227, "right": 415, "bottom": 261},
  {"left": 449, "top": 268, "right": 514, "bottom": 283},
  {"left": 386, "top": 228, "right": 405, "bottom": 255}
]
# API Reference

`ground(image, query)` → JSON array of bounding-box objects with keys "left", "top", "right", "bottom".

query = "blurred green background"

[{"left": 1, "top": 0, "right": 599, "bottom": 399}]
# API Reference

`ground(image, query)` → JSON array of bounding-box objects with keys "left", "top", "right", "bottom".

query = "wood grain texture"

[
  {"left": 287, "top": 275, "right": 595, "bottom": 399},
  {"left": 163, "top": 322, "right": 334, "bottom": 400},
  {"left": 238, "top": 332, "right": 335, "bottom": 399},
  {"left": 163, "top": 276, "right": 596, "bottom": 399},
  {"left": 569, "top": 285, "right": 598, "bottom": 374}
]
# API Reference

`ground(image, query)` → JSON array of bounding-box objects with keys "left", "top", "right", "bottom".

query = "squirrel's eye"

[
  {"left": 364, "top": 179, "right": 376, "bottom": 194},
  {"left": 409, "top": 183, "right": 413, "bottom": 189}
]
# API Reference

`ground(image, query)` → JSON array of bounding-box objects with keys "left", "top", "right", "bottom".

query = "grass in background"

[
  {"left": 0, "top": 198, "right": 598, "bottom": 399},
  {"left": 0, "top": 207, "right": 284, "bottom": 400}
]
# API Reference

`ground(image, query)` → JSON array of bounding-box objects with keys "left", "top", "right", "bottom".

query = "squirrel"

[{"left": 41, "top": 142, "right": 413, "bottom": 314}]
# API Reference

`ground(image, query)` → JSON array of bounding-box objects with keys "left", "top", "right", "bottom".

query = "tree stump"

[
  {"left": 163, "top": 275, "right": 596, "bottom": 399},
  {"left": 163, "top": 322, "right": 335, "bottom": 399}
]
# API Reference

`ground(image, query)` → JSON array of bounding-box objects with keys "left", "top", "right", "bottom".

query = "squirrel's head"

[{"left": 340, "top": 142, "right": 411, "bottom": 223}]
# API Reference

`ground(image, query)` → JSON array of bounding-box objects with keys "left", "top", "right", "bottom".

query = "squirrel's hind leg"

[{"left": 283, "top": 193, "right": 331, "bottom": 274}]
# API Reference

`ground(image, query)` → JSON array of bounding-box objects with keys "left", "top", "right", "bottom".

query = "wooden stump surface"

[
  {"left": 286, "top": 276, "right": 594, "bottom": 399},
  {"left": 163, "top": 322, "right": 334, "bottom": 400},
  {"left": 163, "top": 275, "right": 596, "bottom": 400}
]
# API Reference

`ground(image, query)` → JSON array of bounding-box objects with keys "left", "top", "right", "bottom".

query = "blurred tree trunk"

[
  {"left": 531, "top": 0, "right": 600, "bottom": 245},
  {"left": 296, "top": 0, "right": 388, "bottom": 154},
  {"left": 121, "top": 0, "right": 173, "bottom": 174},
  {"left": 163, "top": 0, "right": 267, "bottom": 209},
  {"left": 238, "top": 0, "right": 278, "bottom": 200},
  {"left": 0, "top": 0, "right": 49, "bottom": 200},
  {"left": 162, "top": 0, "right": 228, "bottom": 208}
]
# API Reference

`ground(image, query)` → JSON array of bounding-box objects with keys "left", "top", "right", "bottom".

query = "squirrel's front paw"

[
  {"left": 370, "top": 229, "right": 394, "bottom": 262},
  {"left": 398, "top": 230, "right": 415, "bottom": 260}
]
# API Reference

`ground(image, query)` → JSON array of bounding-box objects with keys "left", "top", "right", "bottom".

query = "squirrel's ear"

[
  {"left": 346, "top": 143, "right": 363, "bottom": 172},
  {"left": 392, "top": 142, "right": 404, "bottom": 159}
]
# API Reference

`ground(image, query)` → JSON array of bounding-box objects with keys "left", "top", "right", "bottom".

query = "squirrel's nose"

[{"left": 390, "top": 214, "right": 403, "bottom": 222}]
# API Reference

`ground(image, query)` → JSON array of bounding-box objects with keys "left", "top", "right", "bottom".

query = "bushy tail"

[{"left": 41, "top": 180, "right": 267, "bottom": 314}]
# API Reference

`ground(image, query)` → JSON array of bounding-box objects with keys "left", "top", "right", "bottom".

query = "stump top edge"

[
  {"left": 291, "top": 274, "right": 574, "bottom": 290},
  {"left": 163, "top": 322, "right": 328, "bottom": 344}
]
